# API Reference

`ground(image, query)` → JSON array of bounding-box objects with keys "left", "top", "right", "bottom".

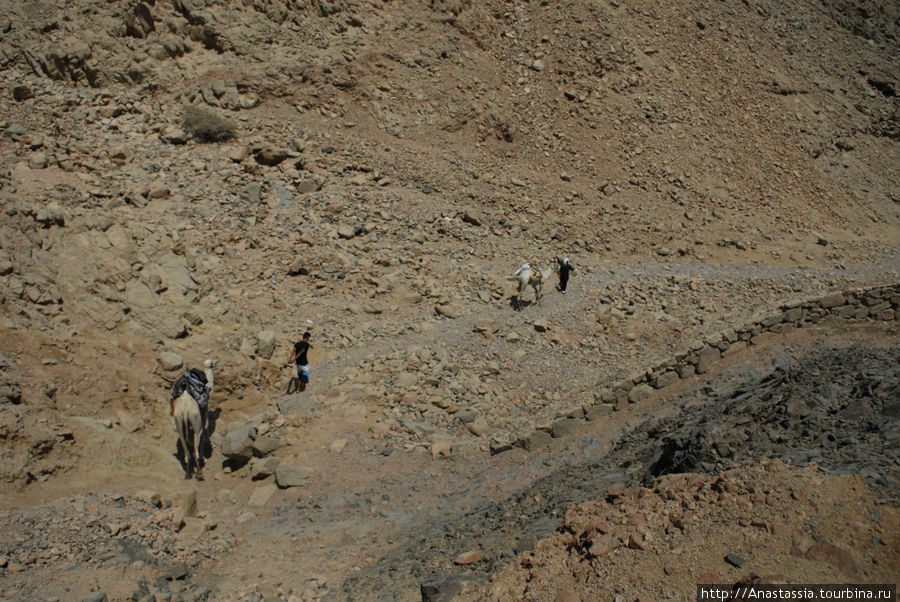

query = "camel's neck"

[{"left": 204, "top": 367, "right": 214, "bottom": 391}]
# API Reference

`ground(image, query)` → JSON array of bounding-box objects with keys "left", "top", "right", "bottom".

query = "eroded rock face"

[
  {"left": 125, "top": 2, "right": 155, "bottom": 39},
  {"left": 0, "top": 354, "right": 22, "bottom": 405}
]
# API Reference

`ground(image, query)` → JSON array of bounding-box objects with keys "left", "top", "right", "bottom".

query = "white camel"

[
  {"left": 172, "top": 359, "right": 214, "bottom": 479},
  {"left": 510, "top": 263, "right": 554, "bottom": 310}
]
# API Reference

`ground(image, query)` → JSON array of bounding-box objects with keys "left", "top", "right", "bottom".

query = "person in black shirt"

[
  {"left": 557, "top": 257, "right": 574, "bottom": 294},
  {"left": 288, "top": 331, "right": 312, "bottom": 392}
]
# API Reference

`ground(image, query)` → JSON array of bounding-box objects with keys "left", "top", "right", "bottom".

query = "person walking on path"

[
  {"left": 557, "top": 257, "right": 574, "bottom": 294},
  {"left": 288, "top": 331, "right": 312, "bottom": 392}
]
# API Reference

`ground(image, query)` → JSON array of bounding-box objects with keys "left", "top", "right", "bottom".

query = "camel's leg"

[
  {"left": 174, "top": 414, "right": 190, "bottom": 477},
  {"left": 198, "top": 407, "right": 208, "bottom": 466},
  {"left": 191, "top": 414, "right": 202, "bottom": 479},
  {"left": 185, "top": 422, "right": 194, "bottom": 478}
]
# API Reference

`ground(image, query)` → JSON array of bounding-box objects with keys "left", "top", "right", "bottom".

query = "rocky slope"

[{"left": 0, "top": 0, "right": 898, "bottom": 600}]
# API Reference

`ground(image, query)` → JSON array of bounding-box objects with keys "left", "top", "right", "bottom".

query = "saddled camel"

[
  {"left": 510, "top": 263, "right": 554, "bottom": 310},
  {"left": 172, "top": 359, "right": 214, "bottom": 479}
]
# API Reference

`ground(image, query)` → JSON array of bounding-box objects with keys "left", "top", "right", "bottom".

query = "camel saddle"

[{"left": 170, "top": 368, "right": 210, "bottom": 412}]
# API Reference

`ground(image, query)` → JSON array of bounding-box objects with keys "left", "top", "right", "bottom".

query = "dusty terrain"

[{"left": 0, "top": 0, "right": 898, "bottom": 600}]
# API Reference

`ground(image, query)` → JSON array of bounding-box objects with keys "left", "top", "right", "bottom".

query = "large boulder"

[{"left": 220, "top": 424, "right": 255, "bottom": 461}]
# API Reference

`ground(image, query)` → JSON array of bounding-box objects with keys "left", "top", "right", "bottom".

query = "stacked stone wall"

[{"left": 514, "top": 284, "right": 900, "bottom": 452}]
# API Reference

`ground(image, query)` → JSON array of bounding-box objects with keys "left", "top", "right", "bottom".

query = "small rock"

[
  {"left": 520, "top": 430, "right": 552, "bottom": 452},
  {"left": 627, "top": 533, "right": 646, "bottom": 550},
  {"left": 288, "top": 258, "right": 309, "bottom": 275},
  {"left": 180, "top": 516, "right": 209, "bottom": 539},
  {"left": 158, "top": 351, "right": 184, "bottom": 372},
  {"left": 812, "top": 231, "right": 829, "bottom": 246},
  {"left": 12, "top": 85, "right": 34, "bottom": 101},
  {"left": 551, "top": 417, "right": 584, "bottom": 438},
  {"left": 275, "top": 465, "right": 309, "bottom": 488},
  {"left": 420, "top": 575, "right": 476, "bottom": 602},
  {"left": 461, "top": 211, "right": 481, "bottom": 226},
  {"left": 431, "top": 439, "right": 452, "bottom": 459},
  {"left": 695, "top": 345, "right": 720, "bottom": 374},
  {"left": 820, "top": 293, "right": 845, "bottom": 308},
  {"left": 467, "top": 420, "right": 490, "bottom": 437},
  {"left": 337, "top": 225, "right": 356, "bottom": 239},
  {"left": 250, "top": 456, "right": 281, "bottom": 478},
  {"left": 589, "top": 533, "right": 620, "bottom": 557},
  {"left": 628, "top": 383, "right": 654, "bottom": 403},
  {"left": 585, "top": 404, "right": 613, "bottom": 421},
  {"left": 29, "top": 152, "right": 48, "bottom": 169},
  {"left": 160, "top": 125, "right": 189, "bottom": 144},
  {"left": 147, "top": 185, "right": 170, "bottom": 199},
  {"left": 454, "top": 550, "right": 484, "bottom": 565},
  {"left": 436, "top": 304, "right": 461, "bottom": 319},
  {"left": 165, "top": 562, "right": 189, "bottom": 581},
  {"left": 254, "top": 146, "right": 289, "bottom": 166},
  {"left": 724, "top": 552, "right": 746, "bottom": 568},
  {"left": 296, "top": 179, "right": 321, "bottom": 193}
]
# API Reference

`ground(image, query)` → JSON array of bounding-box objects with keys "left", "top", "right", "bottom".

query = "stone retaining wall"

[{"left": 512, "top": 283, "right": 900, "bottom": 453}]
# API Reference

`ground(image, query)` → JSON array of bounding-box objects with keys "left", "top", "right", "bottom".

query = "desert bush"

[{"left": 181, "top": 104, "right": 236, "bottom": 142}]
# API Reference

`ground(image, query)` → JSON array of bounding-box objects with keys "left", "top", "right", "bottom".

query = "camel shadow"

[
  {"left": 201, "top": 407, "right": 221, "bottom": 460},
  {"left": 509, "top": 295, "right": 535, "bottom": 310}
]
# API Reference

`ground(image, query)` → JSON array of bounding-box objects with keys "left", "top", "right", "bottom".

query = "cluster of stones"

[
  {"left": 513, "top": 284, "right": 899, "bottom": 453},
  {"left": 0, "top": 491, "right": 230, "bottom": 594},
  {"left": 217, "top": 406, "right": 310, "bottom": 490}
]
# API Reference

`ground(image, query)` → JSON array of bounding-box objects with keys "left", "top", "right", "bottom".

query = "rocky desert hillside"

[{"left": 0, "top": 0, "right": 898, "bottom": 600}]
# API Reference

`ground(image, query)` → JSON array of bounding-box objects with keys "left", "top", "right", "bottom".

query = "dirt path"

[{"left": 1, "top": 259, "right": 897, "bottom": 601}]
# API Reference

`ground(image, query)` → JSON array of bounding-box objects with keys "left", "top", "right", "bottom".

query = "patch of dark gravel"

[{"left": 337, "top": 343, "right": 899, "bottom": 601}]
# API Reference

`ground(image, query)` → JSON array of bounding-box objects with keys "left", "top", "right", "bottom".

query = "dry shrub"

[{"left": 181, "top": 104, "right": 236, "bottom": 142}]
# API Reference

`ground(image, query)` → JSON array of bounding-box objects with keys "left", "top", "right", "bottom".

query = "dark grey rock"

[
  {"left": 275, "top": 465, "right": 309, "bottom": 488},
  {"left": 420, "top": 574, "right": 478, "bottom": 602},
  {"left": 165, "top": 561, "right": 189, "bottom": 580},
  {"left": 519, "top": 430, "right": 552, "bottom": 451},
  {"left": 695, "top": 345, "right": 721, "bottom": 374},
  {"left": 551, "top": 417, "right": 585, "bottom": 438}
]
